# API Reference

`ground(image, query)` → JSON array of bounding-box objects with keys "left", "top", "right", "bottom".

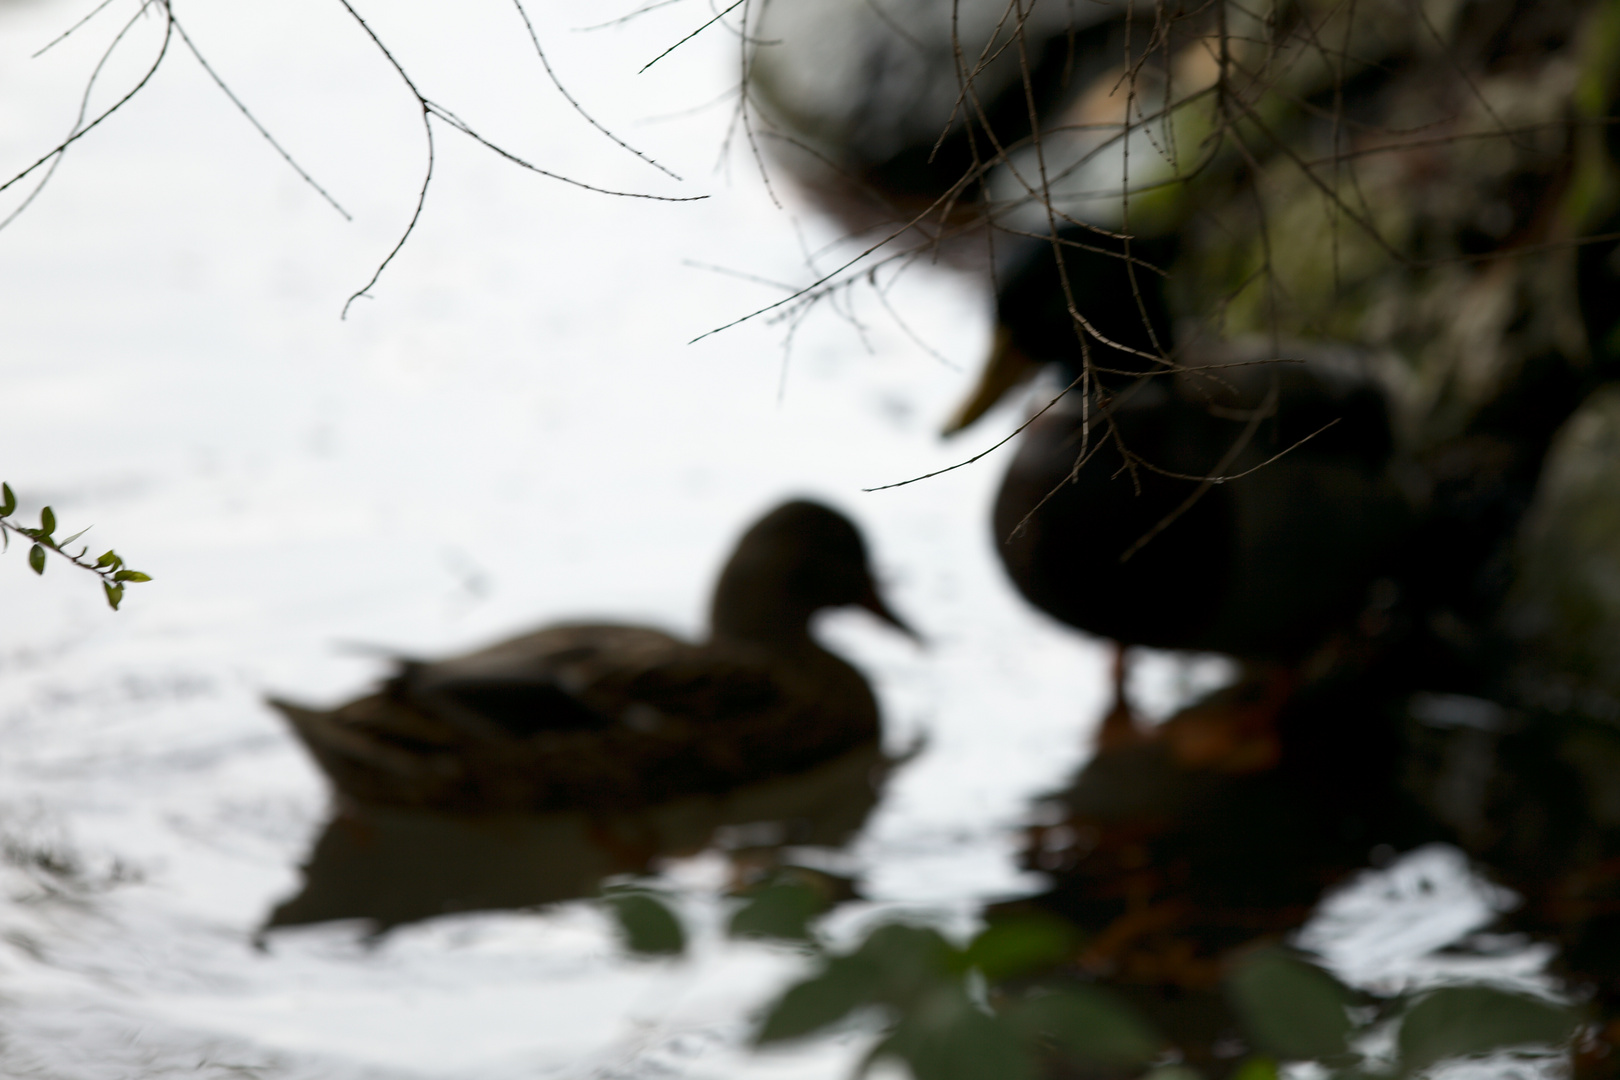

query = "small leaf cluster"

[{"left": 1, "top": 483, "right": 151, "bottom": 609}]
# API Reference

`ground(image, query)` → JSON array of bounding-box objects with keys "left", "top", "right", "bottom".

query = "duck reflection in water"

[
  {"left": 266, "top": 741, "right": 899, "bottom": 933},
  {"left": 263, "top": 500, "right": 917, "bottom": 933}
]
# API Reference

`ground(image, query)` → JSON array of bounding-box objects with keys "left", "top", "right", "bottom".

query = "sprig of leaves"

[{"left": 0, "top": 482, "right": 151, "bottom": 609}]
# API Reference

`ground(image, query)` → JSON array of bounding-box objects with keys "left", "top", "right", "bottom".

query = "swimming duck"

[{"left": 270, "top": 501, "right": 914, "bottom": 815}]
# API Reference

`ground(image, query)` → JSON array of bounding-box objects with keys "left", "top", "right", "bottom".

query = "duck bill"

[
  {"left": 857, "top": 583, "right": 922, "bottom": 644},
  {"left": 941, "top": 325, "right": 1042, "bottom": 436}
]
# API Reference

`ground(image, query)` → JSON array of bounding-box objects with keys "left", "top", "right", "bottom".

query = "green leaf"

[
  {"left": 1225, "top": 948, "right": 1356, "bottom": 1061},
  {"left": 852, "top": 923, "right": 960, "bottom": 1009},
  {"left": 872, "top": 983, "right": 1036, "bottom": 1080},
  {"left": 104, "top": 582, "right": 124, "bottom": 610},
  {"left": 604, "top": 891, "right": 684, "bottom": 956},
  {"left": 729, "top": 879, "right": 826, "bottom": 941},
  {"left": 758, "top": 921, "right": 964, "bottom": 1046},
  {"left": 58, "top": 527, "right": 90, "bottom": 548},
  {"left": 113, "top": 570, "right": 151, "bottom": 583},
  {"left": 28, "top": 544, "right": 45, "bottom": 575},
  {"left": 757, "top": 953, "right": 883, "bottom": 1044},
  {"left": 964, "top": 914, "right": 1077, "bottom": 982},
  {"left": 95, "top": 550, "right": 118, "bottom": 568},
  {"left": 1230, "top": 1057, "right": 1280, "bottom": 1080},
  {"left": 1397, "top": 986, "right": 1579, "bottom": 1075},
  {"left": 1, "top": 483, "right": 14, "bottom": 517},
  {"left": 38, "top": 506, "right": 54, "bottom": 537},
  {"left": 1003, "top": 986, "right": 1164, "bottom": 1069}
]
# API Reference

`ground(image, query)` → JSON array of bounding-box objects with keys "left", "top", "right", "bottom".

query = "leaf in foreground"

[
  {"left": 757, "top": 953, "right": 883, "bottom": 1043},
  {"left": 868, "top": 983, "right": 1036, "bottom": 1080},
  {"left": 1003, "top": 986, "right": 1164, "bottom": 1069},
  {"left": 963, "top": 913, "right": 1076, "bottom": 982},
  {"left": 729, "top": 878, "right": 827, "bottom": 942},
  {"left": 604, "top": 890, "right": 685, "bottom": 956},
  {"left": 1225, "top": 947, "right": 1356, "bottom": 1061},
  {"left": 1397, "top": 985, "right": 1580, "bottom": 1075}
]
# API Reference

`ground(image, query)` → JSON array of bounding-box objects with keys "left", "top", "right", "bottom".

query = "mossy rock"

[{"left": 1508, "top": 385, "right": 1620, "bottom": 719}]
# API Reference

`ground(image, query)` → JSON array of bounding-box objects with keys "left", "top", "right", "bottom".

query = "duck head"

[
  {"left": 709, "top": 501, "right": 915, "bottom": 648},
  {"left": 944, "top": 226, "right": 1178, "bottom": 434}
]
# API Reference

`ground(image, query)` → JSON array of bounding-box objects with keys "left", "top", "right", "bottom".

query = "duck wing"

[
  {"left": 273, "top": 626, "right": 878, "bottom": 812},
  {"left": 392, "top": 624, "right": 688, "bottom": 739}
]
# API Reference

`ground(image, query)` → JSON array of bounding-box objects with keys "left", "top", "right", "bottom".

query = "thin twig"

[
  {"left": 640, "top": 0, "right": 747, "bottom": 73},
  {"left": 171, "top": 16, "right": 352, "bottom": 219},
  {"left": 512, "top": 0, "right": 682, "bottom": 179},
  {"left": 32, "top": 0, "right": 121, "bottom": 58}
]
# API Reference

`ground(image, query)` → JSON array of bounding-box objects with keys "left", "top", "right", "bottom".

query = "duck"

[
  {"left": 947, "top": 229, "right": 1411, "bottom": 677},
  {"left": 745, "top": 0, "right": 1132, "bottom": 240},
  {"left": 269, "top": 500, "right": 915, "bottom": 815}
]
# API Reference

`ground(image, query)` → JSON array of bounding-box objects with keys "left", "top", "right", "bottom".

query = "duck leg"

[{"left": 1095, "top": 644, "right": 1146, "bottom": 751}]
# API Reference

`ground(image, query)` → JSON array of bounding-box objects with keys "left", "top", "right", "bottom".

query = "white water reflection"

[{"left": 1300, "top": 845, "right": 1555, "bottom": 998}]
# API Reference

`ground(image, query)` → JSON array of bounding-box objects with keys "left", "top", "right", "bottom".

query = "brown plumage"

[{"left": 270, "top": 501, "right": 913, "bottom": 814}]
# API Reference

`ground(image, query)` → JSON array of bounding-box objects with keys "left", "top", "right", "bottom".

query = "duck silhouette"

[
  {"left": 270, "top": 501, "right": 915, "bottom": 815},
  {"left": 746, "top": 0, "right": 1129, "bottom": 238},
  {"left": 947, "top": 232, "right": 1410, "bottom": 672}
]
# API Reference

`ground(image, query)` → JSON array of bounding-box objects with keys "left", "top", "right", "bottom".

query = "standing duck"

[
  {"left": 948, "top": 230, "right": 1411, "bottom": 674},
  {"left": 948, "top": 0, "right": 1620, "bottom": 711},
  {"left": 270, "top": 501, "right": 914, "bottom": 815}
]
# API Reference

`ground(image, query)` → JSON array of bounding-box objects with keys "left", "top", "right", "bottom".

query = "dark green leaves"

[
  {"left": 962, "top": 914, "right": 1075, "bottom": 982},
  {"left": 868, "top": 983, "right": 1037, "bottom": 1080},
  {"left": 758, "top": 951, "right": 885, "bottom": 1042},
  {"left": 757, "top": 924, "right": 956, "bottom": 1045},
  {"left": 1002, "top": 987, "right": 1164, "bottom": 1069},
  {"left": 1222, "top": 950, "right": 1576, "bottom": 1075},
  {"left": 1225, "top": 947, "right": 1356, "bottom": 1061},
  {"left": 729, "top": 877, "right": 827, "bottom": 942},
  {"left": 28, "top": 544, "right": 45, "bottom": 575},
  {"left": 1, "top": 483, "right": 15, "bottom": 517},
  {"left": 604, "top": 889, "right": 685, "bottom": 956},
  {"left": 757, "top": 916, "right": 1155, "bottom": 1080},
  {"left": 758, "top": 925, "right": 1043, "bottom": 1080},
  {"left": 38, "top": 506, "right": 54, "bottom": 538},
  {"left": 1396, "top": 986, "right": 1580, "bottom": 1074},
  {"left": 104, "top": 582, "right": 125, "bottom": 610}
]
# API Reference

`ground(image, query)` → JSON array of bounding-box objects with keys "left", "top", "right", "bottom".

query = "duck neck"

[{"left": 708, "top": 573, "right": 820, "bottom": 653}]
